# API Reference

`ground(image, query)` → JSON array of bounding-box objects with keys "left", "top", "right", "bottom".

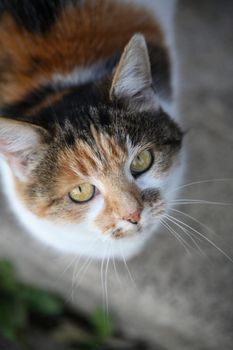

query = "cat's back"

[{"left": 0, "top": 0, "right": 164, "bottom": 107}]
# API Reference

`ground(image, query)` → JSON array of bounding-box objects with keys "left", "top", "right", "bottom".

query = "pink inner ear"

[
  {"left": 0, "top": 140, "right": 8, "bottom": 152},
  {"left": 0, "top": 144, "right": 28, "bottom": 180},
  {"left": 0, "top": 140, "right": 20, "bottom": 154},
  {"left": 0, "top": 118, "right": 45, "bottom": 181},
  {"left": 9, "top": 156, "right": 25, "bottom": 175}
]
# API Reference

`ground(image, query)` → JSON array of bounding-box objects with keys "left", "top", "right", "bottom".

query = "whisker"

[
  {"left": 170, "top": 208, "right": 216, "bottom": 237},
  {"left": 111, "top": 243, "right": 122, "bottom": 285},
  {"left": 120, "top": 242, "right": 138, "bottom": 291},
  {"left": 165, "top": 214, "right": 233, "bottom": 263},
  {"left": 57, "top": 254, "right": 78, "bottom": 279},
  {"left": 171, "top": 199, "right": 233, "bottom": 205},
  {"left": 164, "top": 214, "right": 207, "bottom": 257},
  {"left": 104, "top": 245, "right": 111, "bottom": 320},
  {"left": 167, "top": 178, "right": 233, "bottom": 195},
  {"left": 71, "top": 254, "right": 83, "bottom": 302},
  {"left": 170, "top": 199, "right": 233, "bottom": 206},
  {"left": 101, "top": 245, "right": 108, "bottom": 319},
  {"left": 160, "top": 219, "right": 192, "bottom": 254},
  {"left": 75, "top": 255, "right": 94, "bottom": 290},
  {"left": 70, "top": 239, "right": 100, "bottom": 300}
]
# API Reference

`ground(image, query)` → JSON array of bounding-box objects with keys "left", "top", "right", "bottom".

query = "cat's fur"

[{"left": 0, "top": 0, "right": 183, "bottom": 259}]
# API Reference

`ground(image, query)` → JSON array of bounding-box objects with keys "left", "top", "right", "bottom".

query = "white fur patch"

[{"left": 52, "top": 60, "right": 110, "bottom": 88}]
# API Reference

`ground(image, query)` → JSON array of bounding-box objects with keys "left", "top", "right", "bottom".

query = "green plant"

[
  {"left": 0, "top": 260, "right": 115, "bottom": 350},
  {"left": 91, "top": 308, "right": 114, "bottom": 342},
  {"left": 0, "top": 260, "right": 63, "bottom": 341}
]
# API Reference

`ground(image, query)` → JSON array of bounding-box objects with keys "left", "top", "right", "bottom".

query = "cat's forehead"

[
  {"left": 53, "top": 103, "right": 183, "bottom": 177},
  {"left": 58, "top": 125, "right": 128, "bottom": 179},
  {"left": 53, "top": 101, "right": 182, "bottom": 146}
]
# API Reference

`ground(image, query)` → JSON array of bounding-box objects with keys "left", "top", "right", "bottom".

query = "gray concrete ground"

[{"left": 1, "top": 1, "right": 233, "bottom": 349}]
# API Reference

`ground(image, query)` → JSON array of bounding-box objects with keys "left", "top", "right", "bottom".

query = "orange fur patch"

[{"left": 0, "top": 0, "right": 163, "bottom": 105}]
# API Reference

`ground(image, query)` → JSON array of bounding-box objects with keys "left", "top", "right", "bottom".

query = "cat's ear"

[
  {"left": 0, "top": 117, "right": 49, "bottom": 181},
  {"left": 110, "top": 34, "right": 159, "bottom": 111}
]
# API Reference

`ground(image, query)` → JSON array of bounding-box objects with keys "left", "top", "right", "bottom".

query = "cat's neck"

[{"left": 0, "top": 54, "right": 118, "bottom": 119}]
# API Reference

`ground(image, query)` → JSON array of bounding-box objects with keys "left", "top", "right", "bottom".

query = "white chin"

[
  {"left": 31, "top": 221, "right": 161, "bottom": 260},
  {"left": 12, "top": 202, "right": 160, "bottom": 260}
]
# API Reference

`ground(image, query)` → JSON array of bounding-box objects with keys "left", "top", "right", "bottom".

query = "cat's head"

[{"left": 0, "top": 35, "right": 183, "bottom": 258}]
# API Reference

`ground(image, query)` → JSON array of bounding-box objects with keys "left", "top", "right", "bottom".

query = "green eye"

[
  {"left": 69, "top": 183, "right": 95, "bottom": 203},
  {"left": 130, "top": 150, "right": 153, "bottom": 175}
]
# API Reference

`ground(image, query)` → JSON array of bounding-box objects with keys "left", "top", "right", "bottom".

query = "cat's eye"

[
  {"left": 69, "top": 183, "right": 95, "bottom": 203},
  {"left": 130, "top": 150, "right": 153, "bottom": 175}
]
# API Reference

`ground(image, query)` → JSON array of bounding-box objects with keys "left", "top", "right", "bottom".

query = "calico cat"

[{"left": 0, "top": 0, "right": 182, "bottom": 259}]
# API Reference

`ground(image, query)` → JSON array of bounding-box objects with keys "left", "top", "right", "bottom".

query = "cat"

[{"left": 0, "top": 0, "right": 183, "bottom": 259}]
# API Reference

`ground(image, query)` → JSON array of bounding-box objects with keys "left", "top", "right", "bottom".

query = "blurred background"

[{"left": 0, "top": 1, "right": 233, "bottom": 349}]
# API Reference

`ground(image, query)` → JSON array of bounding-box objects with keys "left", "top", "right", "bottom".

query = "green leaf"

[
  {"left": 20, "top": 287, "right": 63, "bottom": 316},
  {"left": 90, "top": 308, "right": 114, "bottom": 340},
  {"left": 0, "top": 299, "right": 27, "bottom": 340},
  {"left": 0, "top": 327, "right": 16, "bottom": 340},
  {"left": 0, "top": 260, "right": 18, "bottom": 293}
]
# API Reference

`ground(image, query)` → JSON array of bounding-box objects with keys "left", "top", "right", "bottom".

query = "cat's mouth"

[{"left": 111, "top": 225, "right": 143, "bottom": 239}]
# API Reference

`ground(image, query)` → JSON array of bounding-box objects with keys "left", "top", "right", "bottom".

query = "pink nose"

[{"left": 123, "top": 210, "right": 141, "bottom": 224}]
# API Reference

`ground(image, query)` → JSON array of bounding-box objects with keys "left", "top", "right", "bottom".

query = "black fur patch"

[
  {"left": 2, "top": 72, "right": 182, "bottom": 152},
  {"left": 0, "top": 0, "right": 80, "bottom": 33},
  {"left": 1, "top": 86, "right": 56, "bottom": 116},
  {"left": 16, "top": 79, "right": 182, "bottom": 154}
]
